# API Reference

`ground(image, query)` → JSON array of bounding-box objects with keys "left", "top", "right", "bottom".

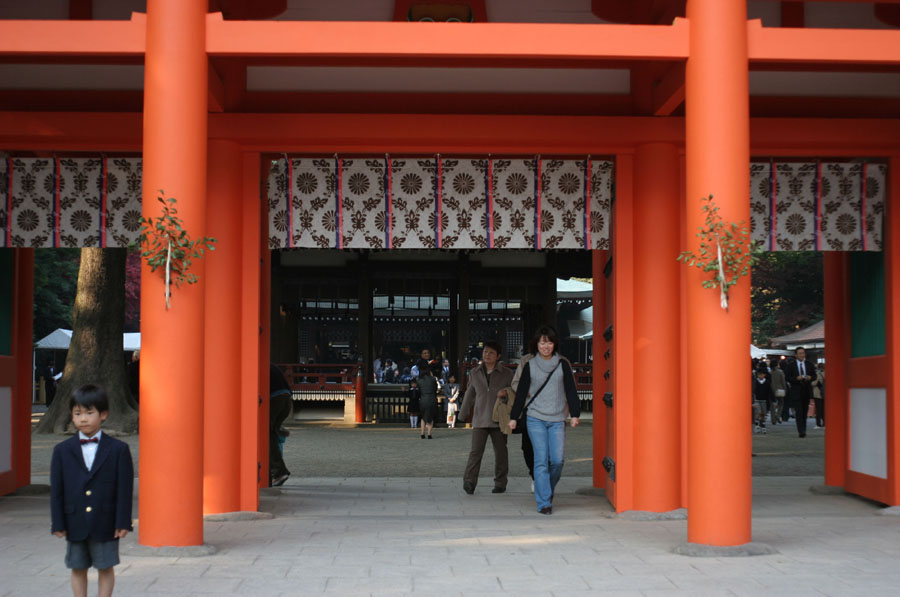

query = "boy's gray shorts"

[{"left": 65, "top": 538, "right": 120, "bottom": 570}]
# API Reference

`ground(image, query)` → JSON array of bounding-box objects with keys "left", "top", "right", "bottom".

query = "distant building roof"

[{"left": 771, "top": 320, "right": 825, "bottom": 346}]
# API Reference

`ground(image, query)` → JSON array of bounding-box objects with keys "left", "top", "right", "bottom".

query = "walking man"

[
  {"left": 459, "top": 341, "right": 514, "bottom": 494},
  {"left": 786, "top": 346, "right": 817, "bottom": 438}
]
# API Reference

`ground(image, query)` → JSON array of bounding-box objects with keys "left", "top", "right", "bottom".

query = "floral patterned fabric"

[
  {"left": 103, "top": 157, "right": 142, "bottom": 248},
  {"left": 264, "top": 155, "right": 617, "bottom": 251},
  {"left": 0, "top": 155, "right": 883, "bottom": 252},
  {"left": 750, "top": 161, "right": 885, "bottom": 251}
]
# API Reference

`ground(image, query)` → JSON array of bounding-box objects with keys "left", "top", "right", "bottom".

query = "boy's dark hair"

[
  {"left": 69, "top": 384, "right": 110, "bottom": 413},
  {"left": 483, "top": 340, "right": 503, "bottom": 356},
  {"left": 528, "top": 325, "right": 560, "bottom": 355}
]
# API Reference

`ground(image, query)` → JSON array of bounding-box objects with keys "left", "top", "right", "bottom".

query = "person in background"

[
  {"left": 445, "top": 375, "right": 460, "bottom": 428},
  {"left": 508, "top": 326, "right": 581, "bottom": 515},
  {"left": 127, "top": 351, "right": 140, "bottom": 405},
  {"left": 382, "top": 359, "right": 396, "bottom": 383},
  {"left": 441, "top": 359, "right": 451, "bottom": 383},
  {"left": 269, "top": 363, "right": 293, "bottom": 487},
  {"left": 812, "top": 361, "right": 825, "bottom": 429},
  {"left": 786, "top": 346, "right": 817, "bottom": 438},
  {"left": 408, "top": 378, "right": 420, "bottom": 429},
  {"left": 417, "top": 362, "right": 439, "bottom": 439},
  {"left": 769, "top": 357, "right": 786, "bottom": 425},
  {"left": 752, "top": 363, "right": 774, "bottom": 434}
]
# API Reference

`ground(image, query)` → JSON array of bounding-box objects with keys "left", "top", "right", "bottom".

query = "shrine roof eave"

[{"left": 1, "top": 16, "right": 900, "bottom": 67}]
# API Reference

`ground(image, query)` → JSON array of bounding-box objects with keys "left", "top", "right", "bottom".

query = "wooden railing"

[{"left": 276, "top": 363, "right": 360, "bottom": 402}]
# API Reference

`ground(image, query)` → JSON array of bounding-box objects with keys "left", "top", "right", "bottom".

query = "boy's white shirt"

[{"left": 78, "top": 429, "right": 103, "bottom": 470}]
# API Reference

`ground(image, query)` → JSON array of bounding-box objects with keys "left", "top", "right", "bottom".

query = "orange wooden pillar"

[
  {"left": 203, "top": 140, "right": 243, "bottom": 514},
  {"left": 887, "top": 154, "right": 900, "bottom": 504},
  {"left": 684, "top": 0, "right": 752, "bottom": 545},
  {"left": 823, "top": 252, "right": 848, "bottom": 488},
  {"left": 139, "top": 0, "right": 208, "bottom": 546},
  {"left": 632, "top": 143, "right": 681, "bottom": 512},
  {"left": 591, "top": 249, "right": 608, "bottom": 488},
  {"left": 13, "top": 249, "right": 32, "bottom": 490},
  {"left": 240, "top": 152, "right": 264, "bottom": 509}
]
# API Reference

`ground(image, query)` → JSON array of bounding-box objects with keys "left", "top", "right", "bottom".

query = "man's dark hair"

[
  {"left": 528, "top": 325, "right": 560, "bottom": 355},
  {"left": 483, "top": 340, "right": 502, "bottom": 356},
  {"left": 794, "top": 346, "right": 806, "bottom": 354},
  {"left": 69, "top": 384, "right": 110, "bottom": 413}
]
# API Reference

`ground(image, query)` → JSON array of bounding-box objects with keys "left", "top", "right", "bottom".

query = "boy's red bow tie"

[{"left": 80, "top": 437, "right": 98, "bottom": 445}]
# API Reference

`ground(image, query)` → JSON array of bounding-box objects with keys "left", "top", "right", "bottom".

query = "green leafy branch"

[
  {"left": 677, "top": 194, "right": 760, "bottom": 311},
  {"left": 139, "top": 191, "right": 216, "bottom": 309}
]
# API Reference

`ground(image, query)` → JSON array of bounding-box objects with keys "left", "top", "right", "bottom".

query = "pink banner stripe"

[
  {"left": 861, "top": 163, "right": 868, "bottom": 251},
  {"left": 101, "top": 157, "right": 108, "bottom": 248},
  {"left": 386, "top": 156, "right": 393, "bottom": 250},
  {"left": 5, "top": 158, "right": 12, "bottom": 246},
  {"left": 769, "top": 160, "right": 777, "bottom": 251},
  {"left": 584, "top": 157, "right": 592, "bottom": 250},
  {"left": 436, "top": 156, "right": 443, "bottom": 249},
  {"left": 487, "top": 157, "right": 494, "bottom": 249},
  {"left": 337, "top": 157, "right": 344, "bottom": 250},
  {"left": 54, "top": 157, "right": 61, "bottom": 248},
  {"left": 286, "top": 157, "right": 294, "bottom": 248},
  {"left": 536, "top": 157, "right": 543, "bottom": 250}
]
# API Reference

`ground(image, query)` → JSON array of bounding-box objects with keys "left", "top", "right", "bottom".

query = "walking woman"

[
  {"left": 417, "top": 361, "right": 439, "bottom": 439},
  {"left": 508, "top": 325, "right": 580, "bottom": 515}
]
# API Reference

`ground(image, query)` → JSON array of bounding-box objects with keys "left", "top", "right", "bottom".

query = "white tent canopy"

[
  {"left": 35, "top": 329, "right": 141, "bottom": 351},
  {"left": 557, "top": 278, "right": 593, "bottom": 299}
]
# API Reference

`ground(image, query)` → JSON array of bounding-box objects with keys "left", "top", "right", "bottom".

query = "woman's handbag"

[
  {"left": 775, "top": 388, "right": 786, "bottom": 398},
  {"left": 510, "top": 361, "right": 561, "bottom": 434}
]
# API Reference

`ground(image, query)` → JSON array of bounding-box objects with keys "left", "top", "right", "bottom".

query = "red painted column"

[
  {"left": 240, "top": 153, "right": 263, "bottom": 511},
  {"left": 14, "top": 249, "right": 33, "bottom": 490},
  {"left": 139, "top": 0, "right": 208, "bottom": 546},
  {"left": 592, "top": 248, "right": 608, "bottom": 489},
  {"left": 823, "top": 252, "right": 847, "bottom": 488},
  {"left": 203, "top": 140, "right": 243, "bottom": 514},
  {"left": 887, "top": 155, "right": 900, "bottom": 504},
  {"left": 685, "top": 0, "right": 752, "bottom": 545},
  {"left": 633, "top": 143, "right": 681, "bottom": 512}
]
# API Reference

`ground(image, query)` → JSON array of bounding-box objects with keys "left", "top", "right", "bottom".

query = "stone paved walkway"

[{"left": 2, "top": 474, "right": 899, "bottom": 596}]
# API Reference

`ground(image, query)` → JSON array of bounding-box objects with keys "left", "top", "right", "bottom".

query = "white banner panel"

[{"left": 849, "top": 387, "right": 887, "bottom": 479}]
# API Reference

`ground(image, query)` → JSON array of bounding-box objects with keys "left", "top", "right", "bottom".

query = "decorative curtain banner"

[
  {"left": 750, "top": 161, "right": 885, "bottom": 251},
  {"left": 0, "top": 155, "right": 881, "bottom": 253}
]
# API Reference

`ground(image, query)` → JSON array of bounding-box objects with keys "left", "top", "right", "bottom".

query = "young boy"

[{"left": 51, "top": 385, "right": 134, "bottom": 597}]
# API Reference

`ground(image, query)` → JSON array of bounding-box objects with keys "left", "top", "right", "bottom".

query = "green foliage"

[
  {"left": 138, "top": 192, "right": 216, "bottom": 307},
  {"left": 751, "top": 251, "right": 823, "bottom": 346},
  {"left": 33, "top": 248, "right": 80, "bottom": 341},
  {"left": 677, "top": 195, "right": 760, "bottom": 309}
]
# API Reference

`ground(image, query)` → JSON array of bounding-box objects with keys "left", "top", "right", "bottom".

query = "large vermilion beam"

[
  {"left": 747, "top": 20, "right": 900, "bottom": 65},
  {"left": 205, "top": 14, "right": 690, "bottom": 63},
  {"left": 0, "top": 14, "right": 145, "bottom": 57},
  {"left": 3, "top": 112, "right": 900, "bottom": 154}
]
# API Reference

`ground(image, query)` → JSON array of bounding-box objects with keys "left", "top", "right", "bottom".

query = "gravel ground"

[{"left": 30, "top": 412, "right": 825, "bottom": 479}]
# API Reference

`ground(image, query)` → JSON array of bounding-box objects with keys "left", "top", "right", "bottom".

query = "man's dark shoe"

[
  {"left": 492, "top": 487, "right": 505, "bottom": 494},
  {"left": 463, "top": 482, "right": 475, "bottom": 495},
  {"left": 799, "top": 433, "right": 807, "bottom": 438},
  {"left": 539, "top": 507, "right": 552, "bottom": 515},
  {"left": 271, "top": 473, "right": 289, "bottom": 487}
]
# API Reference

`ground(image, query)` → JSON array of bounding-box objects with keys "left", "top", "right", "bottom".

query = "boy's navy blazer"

[{"left": 50, "top": 433, "right": 134, "bottom": 542}]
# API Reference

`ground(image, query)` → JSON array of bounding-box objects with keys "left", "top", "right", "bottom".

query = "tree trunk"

[{"left": 35, "top": 248, "right": 138, "bottom": 434}]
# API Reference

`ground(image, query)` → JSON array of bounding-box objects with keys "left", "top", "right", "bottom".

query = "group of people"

[
  {"left": 751, "top": 346, "right": 825, "bottom": 438},
  {"left": 456, "top": 325, "right": 581, "bottom": 515},
  {"left": 374, "top": 352, "right": 453, "bottom": 385}
]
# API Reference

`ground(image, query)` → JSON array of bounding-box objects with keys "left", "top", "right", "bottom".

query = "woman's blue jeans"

[{"left": 526, "top": 416, "right": 565, "bottom": 511}]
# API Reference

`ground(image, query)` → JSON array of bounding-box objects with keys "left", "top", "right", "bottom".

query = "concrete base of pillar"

[
  {"left": 876, "top": 506, "right": 900, "bottom": 516},
  {"left": 619, "top": 508, "right": 687, "bottom": 521},
  {"left": 122, "top": 542, "right": 218, "bottom": 557},
  {"left": 673, "top": 541, "right": 778, "bottom": 557},
  {"left": 204, "top": 511, "right": 275, "bottom": 522},
  {"left": 809, "top": 484, "right": 846, "bottom": 496}
]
